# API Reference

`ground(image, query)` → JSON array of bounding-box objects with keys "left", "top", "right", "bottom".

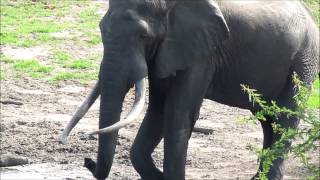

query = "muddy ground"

[{"left": 1, "top": 77, "right": 319, "bottom": 180}]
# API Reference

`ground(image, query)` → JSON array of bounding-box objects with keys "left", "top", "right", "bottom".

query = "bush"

[{"left": 241, "top": 73, "right": 319, "bottom": 180}]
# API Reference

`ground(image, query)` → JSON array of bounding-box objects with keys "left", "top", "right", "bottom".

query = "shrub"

[{"left": 241, "top": 73, "right": 319, "bottom": 180}]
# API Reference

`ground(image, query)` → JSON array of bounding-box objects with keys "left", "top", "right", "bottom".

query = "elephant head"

[{"left": 61, "top": 0, "right": 229, "bottom": 179}]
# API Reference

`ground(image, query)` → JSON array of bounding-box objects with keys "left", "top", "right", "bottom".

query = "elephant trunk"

[
  {"left": 90, "top": 60, "right": 127, "bottom": 179},
  {"left": 85, "top": 54, "right": 147, "bottom": 179}
]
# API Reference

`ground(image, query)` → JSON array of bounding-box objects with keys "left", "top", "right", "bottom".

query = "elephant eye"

[{"left": 122, "top": 9, "right": 150, "bottom": 39}]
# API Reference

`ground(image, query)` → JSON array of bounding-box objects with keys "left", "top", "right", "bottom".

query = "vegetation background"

[{"left": 0, "top": 0, "right": 319, "bottom": 108}]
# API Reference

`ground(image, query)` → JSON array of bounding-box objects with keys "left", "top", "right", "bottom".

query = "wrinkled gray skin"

[{"left": 61, "top": 1, "right": 319, "bottom": 179}]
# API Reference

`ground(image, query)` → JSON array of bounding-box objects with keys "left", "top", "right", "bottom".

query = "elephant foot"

[
  {"left": 84, "top": 158, "right": 109, "bottom": 180},
  {"left": 251, "top": 171, "right": 283, "bottom": 180},
  {"left": 140, "top": 173, "right": 163, "bottom": 180},
  {"left": 251, "top": 173, "right": 258, "bottom": 180},
  {"left": 84, "top": 158, "right": 96, "bottom": 175}
]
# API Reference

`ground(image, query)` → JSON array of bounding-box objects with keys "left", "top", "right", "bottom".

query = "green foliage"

[
  {"left": 241, "top": 73, "right": 320, "bottom": 180},
  {"left": 303, "top": 0, "right": 320, "bottom": 26},
  {"left": 308, "top": 78, "right": 320, "bottom": 108}
]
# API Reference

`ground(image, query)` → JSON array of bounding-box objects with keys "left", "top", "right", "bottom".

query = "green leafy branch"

[{"left": 241, "top": 73, "right": 320, "bottom": 180}]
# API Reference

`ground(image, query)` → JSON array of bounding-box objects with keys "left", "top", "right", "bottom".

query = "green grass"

[
  {"left": 303, "top": 0, "right": 320, "bottom": 25},
  {"left": 308, "top": 78, "right": 320, "bottom": 108},
  {"left": 64, "top": 59, "right": 94, "bottom": 69},
  {"left": 0, "top": 0, "right": 86, "bottom": 47},
  {"left": 303, "top": 0, "right": 320, "bottom": 108},
  {"left": 52, "top": 50, "right": 70, "bottom": 63},
  {"left": 1, "top": 2, "right": 61, "bottom": 47},
  {"left": 87, "top": 34, "right": 102, "bottom": 45},
  {"left": 49, "top": 71, "right": 98, "bottom": 84},
  {"left": 0, "top": 69, "right": 8, "bottom": 80},
  {"left": 1, "top": 0, "right": 102, "bottom": 48},
  {"left": 0, "top": 0, "right": 102, "bottom": 84},
  {"left": 0, "top": 55, "right": 16, "bottom": 64},
  {"left": 14, "top": 59, "right": 53, "bottom": 78},
  {"left": 78, "top": 7, "right": 101, "bottom": 46},
  {"left": 0, "top": 0, "right": 319, "bottom": 103},
  {"left": 79, "top": 8, "right": 100, "bottom": 30}
]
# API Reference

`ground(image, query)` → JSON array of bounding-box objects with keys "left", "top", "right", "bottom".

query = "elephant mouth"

[{"left": 88, "top": 78, "right": 147, "bottom": 135}]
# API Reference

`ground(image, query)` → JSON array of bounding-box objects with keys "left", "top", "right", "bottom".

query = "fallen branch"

[
  {"left": 193, "top": 127, "right": 213, "bottom": 135},
  {"left": 0, "top": 100, "right": 23, "bottom": 106},
  {"left": 0, "top": 154, "right": 29, "bottom": 167}
]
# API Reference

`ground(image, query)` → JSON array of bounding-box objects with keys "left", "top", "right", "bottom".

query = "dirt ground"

[
  {"left": 1, "top": 77, "right": 319, "bottom": 180},
  {"left": 1, "top": 0, "right": 319, "bottom": 180}
]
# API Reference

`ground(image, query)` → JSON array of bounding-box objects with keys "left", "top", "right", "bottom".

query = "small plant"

[{"left": 241, "top": 73, "right": 319, "bottom": 180}]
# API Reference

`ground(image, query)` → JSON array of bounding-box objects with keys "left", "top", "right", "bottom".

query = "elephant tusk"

[
  {"left": 59, "top": 81, "right": 100, "bottom": 144},
  {"left": 88, "top": 78, "right": 146, "bottom": 135}
]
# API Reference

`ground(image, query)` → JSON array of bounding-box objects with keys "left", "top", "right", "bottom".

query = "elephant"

[{"left": 60, "top": 0, "right": 319, "bottom": 179}]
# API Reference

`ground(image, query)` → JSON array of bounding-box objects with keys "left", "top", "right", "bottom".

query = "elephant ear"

[{"left": 154, "top": 0, "right": 230, "bottom": 79}]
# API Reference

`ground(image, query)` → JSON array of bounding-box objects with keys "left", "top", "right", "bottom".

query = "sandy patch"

[{"left": 1, "top": 46, "right": 49, "bottom": 60}]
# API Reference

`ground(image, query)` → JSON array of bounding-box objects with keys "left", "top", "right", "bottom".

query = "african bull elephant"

[{"left": 60, "top": 0, "right": 319, "bottom": 179}]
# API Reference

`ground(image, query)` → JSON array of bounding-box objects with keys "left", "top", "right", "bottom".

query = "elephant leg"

[
  {"left": 130, "top": 79, "right": 166, "bottom": 180},
  {"left": 84, "top": 132, "right": 118, "bottom": 180},
  {"left": 253, "top": 117, "right": 299, "bottom": 180},
  {"left": 253, "top": 83, "right": 300, "bottom": 180},
  {"left": 162, "top": 68, "right": 213, "bottom": 180},
  {"left": 265, "top": 116, "right": 299, "bottom": 180},
  {"left": 251, "top": 117, "right": 274, "bottom": 180},
  {"left": 84, "top": 132, "right": 119, "bottom": 180},
  {"left": 261, "top": 119, "right": 274, "bottom": 149},
  {"left": 130, "top": 109, "right": 164, "bottom": 180}
]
